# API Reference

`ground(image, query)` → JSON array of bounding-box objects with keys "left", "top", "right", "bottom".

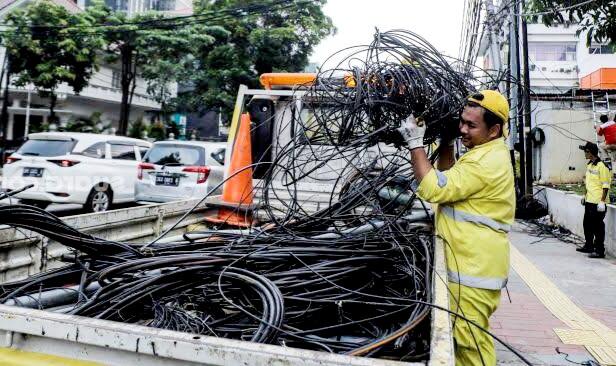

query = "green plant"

[
  {"left": 62, "top": 111, "right": 111, "bottom": 133},
  {"left": 128, "top": 117, "right": 147, "bottom": 139},
  {"left": 149, "top": 121, "right": 166, "bottom": 141}
]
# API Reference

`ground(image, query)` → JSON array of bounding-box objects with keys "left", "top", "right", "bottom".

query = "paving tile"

[{"left": 493, "top": 224, "right": 616, "bottom": 365}]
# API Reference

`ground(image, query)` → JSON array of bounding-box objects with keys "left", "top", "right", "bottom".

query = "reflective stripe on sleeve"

[
  {"left": 440, "top": 205, "right": 511, "bottom": 233},
  {"left": 435, "top": 169, "right": 448, "bottom": 188},
  {"left": 448, "top": 270, "right": 508, "bottom": 290}
]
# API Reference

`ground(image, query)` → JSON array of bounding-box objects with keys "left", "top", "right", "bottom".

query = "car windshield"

[
  {"left": 17, "top": 139, "right": 75, "bottom": 157},
  {"left": 143, "top": 144, "right": 204, "bottom": 166}
]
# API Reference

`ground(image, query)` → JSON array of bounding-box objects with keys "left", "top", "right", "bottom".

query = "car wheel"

[
  {"left": 20, "top": 199, "right": 50, "bottom": 210},
  {"left": 85, "top": 184, "right": 112, "bottom": 213}
]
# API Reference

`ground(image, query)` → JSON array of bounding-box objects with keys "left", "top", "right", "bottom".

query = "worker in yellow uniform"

[
  {"left": 577, "top": 141, "right": 610, "bottom": 259},
  {"left": 398, "top": 90, "right": 515, "bottom": 366}
]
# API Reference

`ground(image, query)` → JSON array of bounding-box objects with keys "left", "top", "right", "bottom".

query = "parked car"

[
  {"left": 135, "top": 140, "right": 226, "bottom": 203},
  {"left": 1, "top": 132, "right": 151, "bottom": 212}
]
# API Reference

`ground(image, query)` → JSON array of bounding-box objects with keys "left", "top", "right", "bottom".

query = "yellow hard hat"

[{"left": 467, "top": 90, "right": 510, "bottom": 138}]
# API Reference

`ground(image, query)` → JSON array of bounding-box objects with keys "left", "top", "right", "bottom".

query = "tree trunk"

[
  {"left": 128, "top": 56, "right": 137, "bottom": 112},
  {"left": 0, "top": 57, "right": 10, "bottom": 166},
  {"left": 118, "top": 44, "right": 135, "bottom": 136},
  {"left": 48, "top": 92, "right": 57, "bottom": 124}
]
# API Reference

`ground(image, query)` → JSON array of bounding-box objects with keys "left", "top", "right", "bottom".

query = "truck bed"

[{"left": 0, "top": 200, "right": 453, "bottom": 365}]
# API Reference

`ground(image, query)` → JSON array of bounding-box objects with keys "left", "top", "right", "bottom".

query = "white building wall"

[
  {"left": 577, "top": 30, "right": 616, "bottom": 77},
  {"left": 526, "top": 24, "right": 579, "bottom": 93},
  {"left": 531, "top": 100, "right": 596, "bottom": 184}
]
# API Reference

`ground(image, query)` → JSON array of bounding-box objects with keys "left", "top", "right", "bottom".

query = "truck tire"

[{"left": 85, "top": 184, "right": 112, "bottom": 213}]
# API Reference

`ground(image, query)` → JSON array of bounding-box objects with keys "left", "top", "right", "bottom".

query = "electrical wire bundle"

[
  {"left": 519, "top": 218, "right": 585, "bottom": 247},
  {"left": 0, "top": 205, "right": 140, "bottom": 256},
  {"left": 0, "top": 213, "right": 433, "bottom": 360},
  {"left": 303, "top": 29, "right": 502, "bottom": 146}
]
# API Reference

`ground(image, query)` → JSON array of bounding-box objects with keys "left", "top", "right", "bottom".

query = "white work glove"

[
  {"left": 397, "top": 114, "right": 426, "bottom": 150},
  {"left": 581, "top": 197, "right": 586, "bottom": 206},
  {"left": 598, "top": 202, "right": 606, "bottom": 212}
]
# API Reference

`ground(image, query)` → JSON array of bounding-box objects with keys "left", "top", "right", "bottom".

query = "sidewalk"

[{"left": 494, "top": 223, "right": 616, "bottom": 365}]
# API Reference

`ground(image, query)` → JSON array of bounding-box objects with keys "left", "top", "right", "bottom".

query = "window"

[
  {"left": 143, "top": 144, "right": 204, "bottom": 166},
  {"left": 81, "top": 142, "right": 106, "bottom": 158},
  {"left": 138, "top": 147, "right": 149, "bottom": 161},
  {"left": 17, "top": 139, "right": 75, "bottom": 157},
  {"left": 528, "top": 43, "right": 576, "bottom": 61},
  {"left": 210, "top": 148, "right": 226, "bottom": 165},
  {"left": 111, "top": 70, "right": 121, "bottom": 89},
  {"left": 110, "top": 144, "right": 136, "bottom": 160},
  {"left": 589, "top": 44, "right": 614, "bottom": 55}
]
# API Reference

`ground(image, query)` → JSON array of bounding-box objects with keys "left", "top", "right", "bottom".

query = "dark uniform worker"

[{"left": 577, "top": 142, "right": 610, "bottom": 258}]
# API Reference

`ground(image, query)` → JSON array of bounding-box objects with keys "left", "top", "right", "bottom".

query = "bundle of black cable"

[
  {"left": 0, "top": 205, "right": 140, "bottom": 256},
  {"left": 0, "top": 220, "right": 433, "bottom": 361},
  {"left": 305, "top": 29, "right": 478, "bottom": 146}
]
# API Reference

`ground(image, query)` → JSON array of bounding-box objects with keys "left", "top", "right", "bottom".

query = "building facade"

[{"left": 478, "top": 2, "right": 616, "bottom": 184}]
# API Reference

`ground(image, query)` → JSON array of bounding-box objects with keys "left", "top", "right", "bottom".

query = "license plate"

[
  {"left": 155, "top": 175, "right": 179, "bottom": 186},
  {"left": 22, "top": 167, "right": 43, "bottom": 177}
]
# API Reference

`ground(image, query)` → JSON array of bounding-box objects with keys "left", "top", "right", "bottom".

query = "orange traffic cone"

[{"left": 204, "top": 113, "right": 255, "bottom": 227}]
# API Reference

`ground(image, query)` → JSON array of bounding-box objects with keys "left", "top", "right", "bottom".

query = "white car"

[
  {"left": 2, "top": 132, "right": 151, "bottom": 212},
  {"left": 135, "top": 141, "right": 226, "bottom": 203}
]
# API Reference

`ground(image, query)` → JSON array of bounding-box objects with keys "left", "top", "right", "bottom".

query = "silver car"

[{"left": 134, "top": 141, "right": 226, "bottom": 203}]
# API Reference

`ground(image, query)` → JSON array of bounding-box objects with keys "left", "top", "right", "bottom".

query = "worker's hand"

[
  {"left": 598, "top": 202, "right": 606, "bottom": 212},
  {"left": 397, "top": 114, "right": 426, "bottom": 150},
  {"left": 581, "top": 197, "right": 586, "bottom": 206}
]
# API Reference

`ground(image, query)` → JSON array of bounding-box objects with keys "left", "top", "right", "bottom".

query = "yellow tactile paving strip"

[
  {"left": 553, "top": 328, "right": 608, "bottom": 346},
  {"left": 510, "top": 244, "right": 616, "bottom": 365}
]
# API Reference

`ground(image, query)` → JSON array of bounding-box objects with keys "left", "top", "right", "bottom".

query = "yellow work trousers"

[{"left": 448, "top": 282, "right": 501, "bottom": 366}]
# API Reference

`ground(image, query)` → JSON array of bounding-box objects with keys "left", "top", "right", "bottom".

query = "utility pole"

[
  {"left": 512, "top": 0, "right": 526, "bottom": 196},
  {"left": 484, "top": 0, "right": 502, "bottom": 75},
  {"left": 505, "top": 15, "right": 515, "bottom": 174},
  {"left": 0, "top": 54, "right": 10, "bottom": 166},
  {"left": 520, "top": 0, "right": 533, "bottom": 195}
]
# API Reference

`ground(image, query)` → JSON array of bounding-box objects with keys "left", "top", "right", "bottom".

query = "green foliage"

[
  {"left": 3, "top": 0, "right": 104, "bottom": 121},
  {"left": 2, "top": 0, "right": 334, "bottom": 134},
  {"left": 128, "top": 117, "right": 147, "bottom": 139},
  {"left": 178, "top": 0, "right": 335, "bottom": 118},
  {"left": 62, "top": 111, "right": 111, "bottom": 133},
  {"left": 139, "top": 25, "right": 219, "bottom": 107},
  {"left": 149, "top": 121, "right": 166, "bottom": 141},
  {"left": 529, "top": 0, "right": 616, "bottom": 47}
]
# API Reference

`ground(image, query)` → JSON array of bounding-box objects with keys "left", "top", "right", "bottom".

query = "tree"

[
  {"left": 3, "top": 0, "right": 103, "bottom": 122},
  {"left": 529, "top": 0, "right": 616, "bottom": 46},
  {"left": 85, "top": 0, "right": 220, "bottom": 136},
  {"left": 139, "top": 25, "right": 222, "bottom": 120},
  {"left": 179, "top": 0, "right": 335, "bottom": 117},
  {"left": 85, "top": 3, "right": 145, "bottom": 136}
]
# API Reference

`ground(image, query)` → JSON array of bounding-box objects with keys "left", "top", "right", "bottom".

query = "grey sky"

[{"left": 310, "top": 0, "right": 465, "bottom": 65}]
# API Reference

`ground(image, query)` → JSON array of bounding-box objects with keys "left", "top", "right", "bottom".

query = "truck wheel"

[{"left": 85, "top": 184, "right": 112, "bottom": 213}]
